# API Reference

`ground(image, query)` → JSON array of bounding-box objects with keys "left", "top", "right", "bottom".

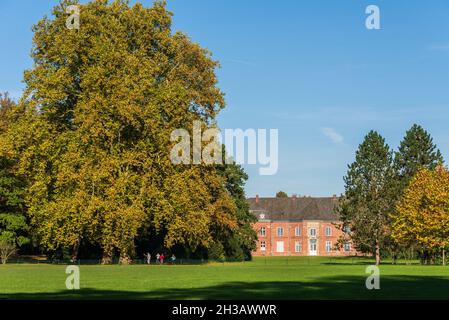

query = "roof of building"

[{"left": 247, "top": 196, "right": 339, "bottom": 221}]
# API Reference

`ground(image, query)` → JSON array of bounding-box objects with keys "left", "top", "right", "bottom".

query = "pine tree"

[
  {"left": 394, "top": 124, "right": 444, "bottom": 192},
  {"left": 338, "top": 131, "right": 395, "bottom": 265},
  {"left": 392, "top": 124, "right": 444, "bottom": 262}
]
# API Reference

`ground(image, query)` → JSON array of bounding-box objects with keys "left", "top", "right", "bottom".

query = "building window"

[
  {"left": 325, "top": 226, "right": 332, "bottom": 237},
  {"left": 310, "top": 228, "right": 316, "bottom": 237},
  {"left": 295, "top": 227, "right": 301, "bottom": 237},
  {"left": 277, "top": 227, "right": 283, "bottom": 237},
  {"left": 326, "top": 241, "right": 332, "bottom": 252},
  {"left": 344, "top": 226, "right": 351, "bottom": 234},
  {"left": 260, "top": 227, "right": 266, "bottom": 237},
  {"left": 276, "top": 241, "right": 284, "bottom": 253},
  {"left": 344, "top": 241, "right": 351, "bottom": 252},
  {"left": 260, "top": 241, "right": 266, "bottom": 251},
  {"left": 295, "top": 241, "right": 302, "bottom": 253}
]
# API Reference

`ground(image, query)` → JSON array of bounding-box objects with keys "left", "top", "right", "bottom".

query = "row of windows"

[
  {"left": 260, "top": 226, "right": 333, "bottom": 237},
  {"left": 260, "top": 241, "right": 351, "bottom": 253}
]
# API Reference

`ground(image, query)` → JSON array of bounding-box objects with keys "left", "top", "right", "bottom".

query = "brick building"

[{"left": 248, "top": 195, "right": 358, "bottom": 256}]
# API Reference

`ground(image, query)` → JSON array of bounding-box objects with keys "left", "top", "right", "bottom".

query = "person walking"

[
  {"left": 160, "top": 253, "right": 165, "bottom": 264},
  {"left": 156, "top": 253, "right": 160, "bottom": 264},
  {"left": 146, "top": 252, "right": 151, "bottom": 265}
]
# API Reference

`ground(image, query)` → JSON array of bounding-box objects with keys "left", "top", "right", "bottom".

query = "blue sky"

[{"left": 1, "top": 0, "right": 449, "bottom": 197}]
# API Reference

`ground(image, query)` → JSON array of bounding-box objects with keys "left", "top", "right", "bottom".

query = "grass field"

[{"left": 1, "top": 256, "right": 449, "bottom": 300}]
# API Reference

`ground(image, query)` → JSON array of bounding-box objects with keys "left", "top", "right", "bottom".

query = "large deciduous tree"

[
  {"left": 337, "top": 131, "right": 395, "bottom": 265},
  {"left": 4, "top": 0, "right": 240, "bottom": 263},
  {"left": 392, "top": 166, "right": 449, "bottom": 265}
]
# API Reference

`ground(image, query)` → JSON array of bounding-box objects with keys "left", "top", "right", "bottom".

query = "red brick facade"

[{"left": 252, "top": 220, "right": 358, "bottom": 256}]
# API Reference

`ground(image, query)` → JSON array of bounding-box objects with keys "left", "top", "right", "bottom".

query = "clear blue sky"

[{"left": 1, "top": 0, "right": 449, "bottom": 197}]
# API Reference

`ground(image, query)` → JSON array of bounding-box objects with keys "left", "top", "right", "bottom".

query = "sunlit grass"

[{"left": 0, "top": 256, "right": 446, "bottom": 299}]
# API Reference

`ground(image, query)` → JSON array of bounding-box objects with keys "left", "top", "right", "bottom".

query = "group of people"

[{"left": 144, "top": 252, "right": 176, "bottom": 265}]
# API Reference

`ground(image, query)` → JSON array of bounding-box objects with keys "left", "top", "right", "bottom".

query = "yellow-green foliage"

[
  {"left": 1, "top": 0, "right": 236, "bottom": 261},
  {"left": 392, "top": 166, "right": 449, "bottom": 251}
]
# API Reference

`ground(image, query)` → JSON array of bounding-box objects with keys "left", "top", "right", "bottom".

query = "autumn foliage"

[
  {"left": 392, "top": 166, "right": 449, "bottom": 261},
  {"left": 0, "top": 0, "right": 254, "bottom": 263}
]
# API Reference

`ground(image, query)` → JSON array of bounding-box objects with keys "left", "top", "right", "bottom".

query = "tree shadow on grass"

[{"left": 2, "top": 275, "right": 449, "bottom": 300}]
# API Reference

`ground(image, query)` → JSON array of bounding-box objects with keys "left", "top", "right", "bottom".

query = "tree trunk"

[
  {"left": 101, "top": 248, "right": 113, "bottom": 264},
  {"left": 119, "top": 253, "right": 132, "bottom": 265},
  {"left": 375, "top": 241, "right": 381, "bottom": 265},
  {"left": 119, "top": 245, "right": 134, "bottom": 265},
  {"left": 71, "top": 240, "right": 80, "bottom": 262},
  {"left": 443, "top": 249, "right": 446, "bottom": 266}
]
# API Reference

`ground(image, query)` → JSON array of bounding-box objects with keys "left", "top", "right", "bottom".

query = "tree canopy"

[
  {"left": 0, "top": 93, "right": 30, "bottom": 250},
  {"left": 276, "top": 191, "right": 288, "bottom": 198},
  {"left": 394, "top": 124, "right": 444, "bottom": 193},
  {"left": 1, "top": 0, "right": 251, "bottom": 263},
  {"left": 392, "top": 166, "right": 449, "bottom": 265},
  {"left": 337, "top": 131, "right": 395, "bottom": 265}
]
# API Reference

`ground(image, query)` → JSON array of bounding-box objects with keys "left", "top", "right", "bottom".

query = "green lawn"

[{"left": 1, "top": 257, "right": 449, "bottom": 299}]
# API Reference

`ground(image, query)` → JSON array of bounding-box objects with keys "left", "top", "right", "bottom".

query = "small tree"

[
  {"left": 0, "top": 240, "right": 16, "bottom": 264},
  {"left": 276, "top": 191, "right": 289, "bottom": 198}
]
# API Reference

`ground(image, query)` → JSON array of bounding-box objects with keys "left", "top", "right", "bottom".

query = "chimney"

[{"left": 255, "top": 194, "right": 259, "bottom": 204}]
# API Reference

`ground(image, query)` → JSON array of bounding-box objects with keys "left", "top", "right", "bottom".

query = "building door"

[
  {"left": 276, "top": 241, "right": 284, "bottom": 253},
  {"left": 309, "top": 239, "right": 317, "bottom": 256}
]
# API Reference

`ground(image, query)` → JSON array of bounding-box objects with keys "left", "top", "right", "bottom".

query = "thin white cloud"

[
  {"left": 321, "top": 127, "right": 344, "bottom": 144},
  {"left": 428, "top": 44, "right": 449, "bottom": 52},
  {"left": 271, "top": 105, "right": 449, "bottom": 124},
  {"left": 222, "top": 58, "right": 256, "bottom": 66}
]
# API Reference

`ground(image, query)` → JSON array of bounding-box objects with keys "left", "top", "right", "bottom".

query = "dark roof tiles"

[{"left": 247, "top": 197, "right": 339, "bottom": 221}]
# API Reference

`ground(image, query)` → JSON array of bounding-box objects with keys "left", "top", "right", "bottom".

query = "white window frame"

[
  {"left": 325, "top": 226, "right": 332, "bottom": 237},
  {"left": 260, "top": 227, "right": 266, "bottom": 237},
  {"left": 295, "top": 241, "right": 302, "bottom": 253},
  {"left": 344, "top": 241, "right": 351, "bottom": 252},
  {"left": 260, "top": 241, "right": 266, "bottom": 251},
  {"left": 277, "top": 227, "right": 283, "bottom": 237},
  {"left": 325, "top": 241, "right": 332, "bottom": 252},
  {"left": 310, "top": 228, "right": 316, "bottom": 237},
  {"left": 295, "top": 226, "right": 301, "bottom": 237},
  {"left": 276, "top": 241, "right": 284, "bottom": 253}
]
